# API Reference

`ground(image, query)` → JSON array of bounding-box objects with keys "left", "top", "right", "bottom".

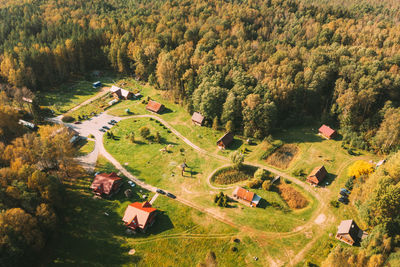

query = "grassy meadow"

[{"left": 44, "top": 156, "right": 264, "bottom": 267}]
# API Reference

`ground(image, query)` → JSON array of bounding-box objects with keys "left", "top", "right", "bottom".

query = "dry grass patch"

[
  {"left": 278, "top": 182, "right": 308, "bottom": 209},
  {"left": 266, "top": 144, "right": 298, "bottom": 169},
  {"left": 212, "top": 165, "right": 257, "bottom": 185}
]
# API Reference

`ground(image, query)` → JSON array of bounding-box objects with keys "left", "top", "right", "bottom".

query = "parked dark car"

[
  {"left": 340, "top": 188, "right": 351, "bottom": 195},
  {"left": 99, "top": 128, "right": 106, "bottom": 132},
  {"left": 73, "top": 121, "right": 82, "bottom": 124},
  {"left": 156, "top": 189, "right": 165, "bottom": 194},
  {"left": 108, "top": 121, "right": 115, "bottom": 125},
  {"left": 339, "top": 191, "right": 348, "bottom": 197},
  {"left": 102, "top": 126, "right": 110, "bottom": 130},
  {"left": 166, "top": 192, "right": 176, "bottom": 199},
  {"left": 111, "top": 119, "right": 117, "bottom": 123},
  {"left": 338, "top": 197, "right": 349, "bottom": 204}
]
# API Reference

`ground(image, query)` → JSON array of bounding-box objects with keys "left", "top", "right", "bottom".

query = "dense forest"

[
  {"left": 1, "top": 0, "right": 400, "bottom": 152},
  {"left": 0, "top": 87, "right": 81, "bottom": 266}
]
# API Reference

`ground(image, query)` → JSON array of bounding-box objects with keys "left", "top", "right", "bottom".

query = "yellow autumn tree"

[{"left": 347, "top": 160, "right": 374, "bottom": 178}]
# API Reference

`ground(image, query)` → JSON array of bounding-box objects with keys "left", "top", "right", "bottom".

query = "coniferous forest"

[{"left": 1, "top": 1, "right": 400, "bottom": 266}]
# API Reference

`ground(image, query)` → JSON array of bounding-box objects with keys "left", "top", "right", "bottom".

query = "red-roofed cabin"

[
  {"left": 232, "top": 187, "right": 261, "bottom": 207},
  {"left": 319, "top": 125, "right": 336, "bottom": 139},
  {"left": 146, "top": 100, "right": 164, "bottom": 114},
  {"left": 307, "top": 166, "right": 327, "bottom": 186},
  {"left": 122, "top": 202, "right": 157, "bottom": 232},
  {"left": 90, "top": 172, "right": 122, "bottom": 197}
]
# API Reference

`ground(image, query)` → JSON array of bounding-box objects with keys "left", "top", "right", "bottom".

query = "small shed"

[
  {"left": 335, "top": 220, "right": 365, "bottom": 246},
  {"left": 216, "top": 132, "right": 234, "bottom": 149},
  {"left": 191, "top": 112, "right": 205, "bottom": 126},
  {"left": 146, "top": 100, "right": 164, "bottom": 114},
  {"left": 307, "top": 165, "right": 327, "bottom": 186},
  {"left": 319, "top": 125, "right": 336, "bottom": 139},
  {"left": 93, "top": 81, "right": 102, "bottom": 88}
]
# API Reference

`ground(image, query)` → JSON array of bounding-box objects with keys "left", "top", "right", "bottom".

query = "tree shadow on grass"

[
  {"left": 160, "top": 107, "right": 173, "bottom": 114},
  {"left": 275, "top": 126, "right": 324, "bottom": 144},
  {"left": 139, "top": 211, "right": 174, "bottom": 236},
  {"left": 226, "top": 139, "right": 243, "bottom": 151},
  {"left": 257, "top": 198, "right": 269, "bottom": 209},
  {"left": 322, "top": 173, "right": 337, "bottom": 187},
  {"left": 46, "top": 188, "right": 137, "bottom": 266}
]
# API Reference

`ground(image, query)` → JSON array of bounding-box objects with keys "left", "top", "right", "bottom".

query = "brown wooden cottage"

[
  {"left": 307, "top": 165, "right": 327, "bottom": 186},
  {"left": 90, "top": 172, "right": 122, "bottom": 197},
  {"left": 110, "top": 85, "right": 133, "bottom": 100},
  {"left": 319, "top": 125, "right": 336, "bottom": 139},
  {"left": 191, "top": 112, "right": 204, "bottom": 126},
  {"left": 122, "top": 201, "right": 157, "bottom": 232},
  {"left": 146, "top": 100, "right": 164, "bottom": 113},
  {"left": 336, "top": 220, "right": 365, "bottom": 246},
  {"left": 216, "top": 132, "right": 234, "bottom": 149}
]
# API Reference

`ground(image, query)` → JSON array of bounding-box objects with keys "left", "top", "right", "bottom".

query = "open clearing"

[
  {"left": 44, "top": 157, "right": 265, "bottom": 266},
  {"left": 266, "top": 144, "right": 299, "bottom": 169},
  {"left": 43, "top": 77, "right": 380, "bottom": 266}
]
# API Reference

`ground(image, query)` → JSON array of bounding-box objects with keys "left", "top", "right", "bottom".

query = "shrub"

[
  {"left": 345, "top": 176, "right": 354, "bottom": 190},
  {"left": 254, "top": 168, "right": 271, "bottom": 180},
  {"left": 278, "top": 183, "right": 308, "bottom": 209},
  {"left": 212, "top": 116, "right": 219, "bottom": 130},
  {"left": 62, "top": 115, "right": 75, "bottom": 122},
  {"left": 126, "top": 132, "right": 135, "bottom": 143},
  {"left": 292, "top": 168, "right": 306, "bottom": 177},
  {"left": 347, "top": 160, "right": 374, "bottom": 178},
  {"left": 247, "top": 179, "right": 262, "bottom": 189},
  {"left": 139, "top": 126, "right": 150, "bottom": 139},
  {"left": 214, "top": 192, "right": 228, "bottom": 207},
  {"left": 88, "top": 134, "right": 94, "bottom": 139},
  {"left": 230, "top": 151, "right": 244, "bottom": 170},
  {"left": 262, "top": 180, "right": 272, "bottom": 191},
  {"left": 330, "top": 200, "right": 339, "bottom": 208},
  {"left": 225, "top": 120, "right": 234, "bottom": 133},
  {"left": 154, "top": 132, "right": 161, "bottom": 143}
]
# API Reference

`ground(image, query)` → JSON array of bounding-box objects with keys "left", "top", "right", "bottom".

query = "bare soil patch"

[{"left": 266, "top": 144, "right": 298, "bottom": 169}]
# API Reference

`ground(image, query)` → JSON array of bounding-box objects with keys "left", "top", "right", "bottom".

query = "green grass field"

[
  {"left": 106, "top": 78, "right": 246, "bottom": 156},
  {"left": 43, "top": 156, "right": 267, "bottom": 267},
  {"left": 38, "top": 73, "right": 121, "bottom": 115},
  {"left": 77, "top": 139, "right": 95, "bottom": 156},
  {"left": 103, "top": 117, "right": 319, "bottom": 234}
]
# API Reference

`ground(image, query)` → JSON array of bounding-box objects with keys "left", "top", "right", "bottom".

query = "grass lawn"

[
  {"left": 38, "top": 72, "right": 119, "bottom": 114},
  {"left": 103, "top": 117, "right": 320, "bottom": 236},
  {"left": 103, "top": 117, "right": 225, "bottom": 191},
  {"left": 77, "top": 139, "right": 95, "bottom": 156},
  {"left": 220, "top": 182, "right": 318, "bottom": 232},
  {"left": 106, "top": 78, "right": 246, "bottom": 155},
  {"left": 43, "top": 156, "right": 265, "bottom": 267},
  {"left": 67, "top": 93, "right": 113, "bottom": 120}
]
